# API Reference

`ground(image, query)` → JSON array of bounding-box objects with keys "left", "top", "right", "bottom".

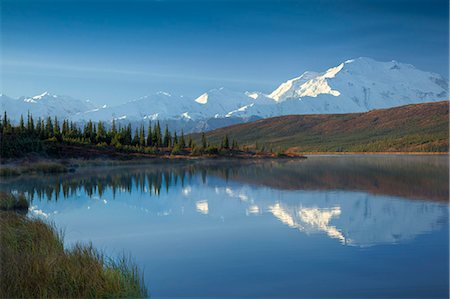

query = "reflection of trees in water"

[
  {"left": 1, "top": 156, "right": 448, "bottom": 203},
  {"left": 1, "top": 166, "right": 188, "bottom": 202}
]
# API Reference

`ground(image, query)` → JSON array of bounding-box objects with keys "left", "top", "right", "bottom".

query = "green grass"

[
  {"left": 0, "top": 192, "right": 29, "bottom": 211},
  {"left": 0, "top": 211, "right": 148, "bottom": 298}
]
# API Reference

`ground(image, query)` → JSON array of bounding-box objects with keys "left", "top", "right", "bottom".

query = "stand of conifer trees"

[{"left": 0, "top": 112, "right": 238, "bottom": 158}]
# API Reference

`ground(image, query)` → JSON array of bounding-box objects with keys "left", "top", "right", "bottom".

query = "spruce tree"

[
  {"left": 46, "top": 117, "right": 54, "bottom": 138},
  {"left": 163, "top": 125, "right": 170, "bottom": 147},
  {"left": 125, "top": 124, "right": 132, "bottom": 145},
  {"left": 27, "top": 112, "right": 34, "bottom": 133},
  {"left": 146, "top": 122, "right": 153, "bottom": 146},
  {"left": 2, "top": 111, "right": 7, "bottom": 129},
  {"left": 132, "top": 128, "right": 139, "bottom": 146},
  {"left": 53, "top": 116, "right": 61, "bottom": 139},
  {"left": 153, "top": 121, "right": 162, "bottom": 147},
  {"left": 173, "top": 131, "right": 178, "bottom": 146},
  {"left": 96, "top": 121, "right": 107, "bottom": 143},
  {"left": 223, "top": 135, "right": 229, "bottom": 149},
  {"left": 201, "top": 132, "right": 207, "bottom": 148},
  {"left": 180, "top": 130, "right": 186, "bottom": 148},
  {"left": 139, "top": 124, "right": 145, "bottom": 146},
  {"left": 19, "top": 115, "right": 25, "bottom": 133}
]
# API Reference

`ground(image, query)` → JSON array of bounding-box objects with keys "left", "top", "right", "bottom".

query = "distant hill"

[{"left": 193, "top": 101, "right": 449, "bottom": 153}]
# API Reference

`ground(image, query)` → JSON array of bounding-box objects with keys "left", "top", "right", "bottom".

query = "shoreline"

[
  {"left": 0, "top": 154, "right": 307, "bottom": 176},
  {"left": 301, "top": 151, "right": 448, "bottom": 156},
  {"left": 1, "top": 151, "right": 447, "bottom": 177}
]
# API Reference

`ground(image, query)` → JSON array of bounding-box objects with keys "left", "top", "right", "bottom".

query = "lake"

[{"left": 2, "top": 155, "right": 448, "bottom": 298}]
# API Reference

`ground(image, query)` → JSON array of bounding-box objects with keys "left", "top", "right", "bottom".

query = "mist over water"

[{"left": 2, "top": 155, "right": 448, "bottom": 298}]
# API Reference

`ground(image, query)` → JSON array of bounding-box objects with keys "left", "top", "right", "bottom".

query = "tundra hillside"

[{"left": 192, "top": 101, "right": 449, "bottom": 153}]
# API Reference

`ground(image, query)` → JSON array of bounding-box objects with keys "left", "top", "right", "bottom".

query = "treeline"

[{"left": 0, "top": 112, "right": 238, "bottom": 158}]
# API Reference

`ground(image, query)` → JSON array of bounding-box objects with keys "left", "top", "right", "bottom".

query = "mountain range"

[{"left": 1, "top": 57, "right": 448, "bottom": 132}]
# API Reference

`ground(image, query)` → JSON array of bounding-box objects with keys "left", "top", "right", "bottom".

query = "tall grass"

[
  {"left": 0, "top": 212, "right": 148, "bottom": 298},
  {"left": 0, "top": 161, "right": 68, "bottom": 176},
  {"left": 0, "top": 192, "right": 29, "bottom": 211}
]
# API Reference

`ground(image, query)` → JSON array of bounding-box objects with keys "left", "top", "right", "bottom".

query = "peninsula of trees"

[{"left": 0, "top": 112, "right": 252, "bottom": 159}]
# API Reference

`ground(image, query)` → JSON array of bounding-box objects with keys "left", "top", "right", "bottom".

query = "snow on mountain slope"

[
  {"left": 1, "top": 92, "right": 97, "bottom": 121},
  {"left": 1, "top": 57, "right": 448, "bottom": 129},
  {"left": 269, "top": 71, "right": 320, "bottom": 101},
  {"left": 72, "top": 91, "right": 194, "bottom": 122},
  {"left": 190, "top": 87, "right": 275, "bottom": 119},
  {"left": 267, "top": 57, "right": 448, "bottom": 114}
]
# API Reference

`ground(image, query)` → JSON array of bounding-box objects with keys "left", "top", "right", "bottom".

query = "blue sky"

[{"left": 1, "top": 0, "right": 448, "bottom": 105}]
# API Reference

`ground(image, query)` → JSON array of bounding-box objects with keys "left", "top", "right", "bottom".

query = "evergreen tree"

[
  {"left": 2, "top": 111, "right": 8, "bottom": 129},
  {"left": 36, "top": 117, "right": 42, "bottom": 137},
  {"left": 139, "top": 124, "right": 145, "bottom": 147},
  {"left": 19, "top": 115, "right": 25, "bottom": 133},
  {"left": 45, "top": 117, "right": 54, "bottom": 138},
  {"left": 124, "top": 124, "right": 132, "bottom": 145},
  {"left": 146, "top": 122, "right": 153, "bottom": 147},
  {"left": 61, "top": 120, "right": 69, "bottom": 137},
  {"left": 111, "top": 119, "right": 117, "bottom": 134},
  {"left": 132, "top": 128, "right": 139, "bottom": 146},
  {"left": 53, "top": 116, "right": 61, "bottom": 139},
  {"left": 96, "top": 121, "right": 107, "bottom": 143},
  {"left": 201, "top": 132, "right": 207, "bottom": 148},
  {"left": 27, "top": 112, "right": 34, "bottom": 133},
  {"left": 173, "top": 131, "right": 178, "bottom": 146},
  {"left": 153, "top": 121, "right": 162, "bottom": 147},
  {"left": 180, "top": 130, "right": 186, "bottom": 148},
  {"left": 223, "top": 135, "right": 229, "bottom": 149},
  {"left": 163, "top": 125, "right": 170, "bottom": 147}
]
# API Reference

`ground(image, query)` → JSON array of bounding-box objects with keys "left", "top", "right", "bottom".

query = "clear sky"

[{"left": 1, "top": 0, "right": 448, "bottom": 105}]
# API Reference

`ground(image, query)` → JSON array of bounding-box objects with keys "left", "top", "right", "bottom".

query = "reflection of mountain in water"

[
  {"left": 263, "top": 192, "right": 447, "bottom": 247},
  {"left": 1, "top": 157, "right": 447, "bottom": 247},
  {"left": 207, "top": 156, "right": 449, "bottom": 202},
  {"left": 269, "top": 204, "right": 346, "bottom": 243}
]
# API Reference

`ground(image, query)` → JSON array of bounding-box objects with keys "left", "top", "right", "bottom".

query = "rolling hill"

[{"left": 193, "top": 101, "right": 449, "bottom": 153}]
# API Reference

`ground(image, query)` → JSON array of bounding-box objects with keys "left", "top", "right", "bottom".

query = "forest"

[{"left": 0, "top": 112, "right": 238, "bottom": 159}]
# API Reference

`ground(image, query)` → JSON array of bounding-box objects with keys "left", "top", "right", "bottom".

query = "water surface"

[{"left": 2, "top": 155, "right": 448, "bottom": 298}]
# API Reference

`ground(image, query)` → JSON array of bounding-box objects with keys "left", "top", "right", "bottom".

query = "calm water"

[{"left": 3, "top": 155, "right": 449, "bottom": 298}]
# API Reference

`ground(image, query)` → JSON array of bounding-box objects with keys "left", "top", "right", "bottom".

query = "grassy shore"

[
  {"left": 0, "top": 192, "right": 29, "bottom": 211},
  {"left": 0, "top": 149, "right": 306, "bottom": 177},
  {"left": 0, "top": 194, "right": 148, "bottom": 298},
  {"left": 300, "top": 151, "right": 449, "bottom": 155}
]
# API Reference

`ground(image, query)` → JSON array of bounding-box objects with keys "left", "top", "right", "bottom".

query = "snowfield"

[{"left": 1, "top": 57, "right": 448, "bottom": 131}]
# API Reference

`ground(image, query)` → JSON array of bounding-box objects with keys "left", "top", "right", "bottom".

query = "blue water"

[{"left": 3, "top": 155, "right": 449, "bottom": 298}]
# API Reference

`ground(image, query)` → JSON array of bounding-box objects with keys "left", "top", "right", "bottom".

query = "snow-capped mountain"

[
  {"left": 71, "top": 91, "right": 194, "bottom": 122},
  {"left": 71, "top": 87, "right": 274, "bottom": 124},
  {"left": 1, "top": 91, "right": 97, "bottom": 121},
  {"left": 266, "top": 57, "right": 448, "bottom": 114},
  {"left": 191, "top": 87, "right": 274, "bottom": 119},
  {"left": 1, "top": 57, "right": 448, "bottom": 130}
]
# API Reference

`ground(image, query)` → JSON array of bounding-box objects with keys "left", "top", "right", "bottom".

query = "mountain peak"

[
  {"left": 195, "top": 93, "right": 208, "bottom": 104},
  {"left": 267, "top": 57, "right": 448, "bottom": 109},
  {"left": 31, "top": 91, "right": 53, "bottom": 100}
]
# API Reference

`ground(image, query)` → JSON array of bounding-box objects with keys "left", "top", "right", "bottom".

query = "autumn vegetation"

[
  {"left": 193, "top": 101, "right": 449, "bottom": 153},
  {"left": 0, "top": 210, "right": 148, "bottom": 298}
]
